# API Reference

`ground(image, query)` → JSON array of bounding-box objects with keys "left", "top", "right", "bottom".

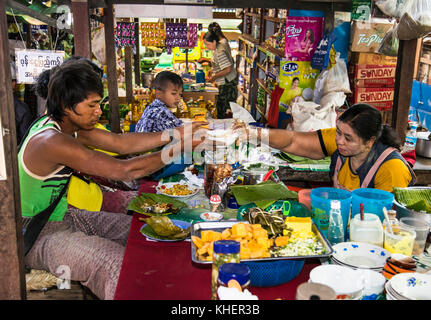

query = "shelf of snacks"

[
  {"left": 256, "top": 78, "right": 272, "bottom": 95},
  {"left": 259, "top": 42, "right": 285, "bottom": 59},
  {"left": 237, "top": 68, "right": 251, "bottom": 84},
  {"left": 238, "top": 33, "right": 260, "bottom": 46}
]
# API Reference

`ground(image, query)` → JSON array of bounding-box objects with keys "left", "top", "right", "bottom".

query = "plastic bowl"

[
  {"left": 243, "top": 259, "right": 305, "bottom": 287},
  {"left": 384, "top": 227, "right": 416, "bottom": 256},
  {"left": 351, "top": 188, "right": 394, "bottom": 222},
  {"left": 310, "top": 187, "right": 352, "bottom": 237}
]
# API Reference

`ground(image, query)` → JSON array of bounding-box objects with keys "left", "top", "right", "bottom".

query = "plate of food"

[
  {"left": 127, "top": 193, "right": 187, "bottom": 216},
  {"left": 140, "top": 216, "right": 191, "bottom": 242},
  {"left": 156, "top": 182, "right": 199, "bottom": 198}
]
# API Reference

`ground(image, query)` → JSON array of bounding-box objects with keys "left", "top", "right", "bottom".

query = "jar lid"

[
  {"left": 213, "top": 240, "right": 240, "bottom": 254},
  {"left": 218, "top": 263, "right": 250, "bottom": 286}
]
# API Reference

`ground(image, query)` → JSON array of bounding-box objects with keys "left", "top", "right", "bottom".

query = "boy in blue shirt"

[{"left": 135, "top": 71, "right": 184, "bottom": 133}]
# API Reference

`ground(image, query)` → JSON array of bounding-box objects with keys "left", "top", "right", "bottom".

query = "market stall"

[{"left": 2, "top": 0, "right": 431, "bottom": 303}]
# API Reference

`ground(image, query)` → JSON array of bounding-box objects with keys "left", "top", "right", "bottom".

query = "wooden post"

[
  {"left": 134, "top": 18, "right": 141, "bottom": 87},
  {"left": 71, "top": 0, "right": 91, "bottom": 59},
  {"left": 104, "top": 0, "right": 121, "bottom": 133},
  {"left": 125, "top": 45, "right": 133, "bottom": 104},
  {"left": 392, "top": 39, "right": 421, "bottom": 143},
  {"left": 0, "top": 0, "right": 27, "bottom": 300}
]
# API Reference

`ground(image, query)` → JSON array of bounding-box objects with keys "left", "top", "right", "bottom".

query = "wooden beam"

[
  {"left": 392, "top": 39, "right": 420, "bottom": 143},
  {"left": 125, "top": 45, "right": 133, "bottom": 104},
  {"left": 133, "top": 17, "right": 140, "bottom": 87},
  {"left": 0, "top": 0, "right": 27, "bottom": 300},
  {"left": 72, "top": 0, "right": 91, "bottom": 58},
  {"left": 6, "top": 0, "right": 73, "bottom": 33},
  {"left": 104, "top": 0, "right": 121, "bottom": 133}
]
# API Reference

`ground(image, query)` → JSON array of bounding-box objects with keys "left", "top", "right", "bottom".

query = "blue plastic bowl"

[
  {"left": 352, "top": 188, "right": 394, "bottom": 222},
  {"left": 310, "top": 187, "right": 352, "bottom": 238},
  {"left": 243, "top": 259, "right": 305, "bottom": 287}
]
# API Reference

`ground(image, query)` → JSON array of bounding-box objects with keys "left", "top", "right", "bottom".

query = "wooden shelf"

[
  {"left": 245, "top": 12, "right": 260, "bottom": 18},
  {"left": 237, "top": 51, "right": 253, "bottom": 65},
  {"left": 256, "top": 78, "right": 272, "bottom": 95},
  {"left": 420, "top": 57, "right": 431, "bottom": 65},
  {"left": 237, "top": 68, "right": 250, "bottom": 83},
  {"left": 238, "top": 89, "right": 249, "bottom": 101},
  {"left": 259, "top": 43, "right": 285, "bottom": 58},
  {"left": 256, "top": 62, "right": 266, "bottom": 72},
  {"left": 264, "top": 16, "right": 285, "bottom": 23},
  {"left": 239, "top": 34, "right": 260, "bottom": 46},
  {"left": 256, "top": 105, "right": 267, "bottom": 120}
]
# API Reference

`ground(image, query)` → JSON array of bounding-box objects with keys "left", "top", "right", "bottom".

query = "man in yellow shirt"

[{"left": 238, "top": 103, "right": 415, "bottom": 192}]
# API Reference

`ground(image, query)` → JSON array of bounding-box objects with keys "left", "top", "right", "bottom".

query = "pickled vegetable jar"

[
  {"left": 217, "top": 263, "right": 250, "bottom": 299},
  {"left": 211, "top": 240, "right": 240, "bottom": 300}
]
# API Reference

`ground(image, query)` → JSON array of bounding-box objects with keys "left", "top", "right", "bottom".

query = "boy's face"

[{"left": 156, "top": 82, "right": 183, "bottom": 108}]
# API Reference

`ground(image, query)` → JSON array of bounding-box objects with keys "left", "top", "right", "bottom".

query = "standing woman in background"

[{"left": 203, "top": 22, "right": 238, "bottom": 119}]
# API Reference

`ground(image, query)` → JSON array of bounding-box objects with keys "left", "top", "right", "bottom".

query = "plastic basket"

[{"left": 243, "top": 259, "right": 305, "bottom": 287}]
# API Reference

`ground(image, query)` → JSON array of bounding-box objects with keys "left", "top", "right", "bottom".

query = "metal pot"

[
  {"left": 243, "top": 168, "right": 280, "bottom": 185},
  {"left": 416, "top": 132, "right": 431, "bottom": 158}
]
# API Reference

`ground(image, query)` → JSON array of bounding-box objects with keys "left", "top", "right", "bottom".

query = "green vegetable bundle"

[{"left": 393, "top": 187, "right": 431, "bottom": 214}]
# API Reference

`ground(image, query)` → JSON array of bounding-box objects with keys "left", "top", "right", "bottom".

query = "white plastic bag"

[
  {"left": 230, "top": 102, "right": 256, "bottom": 124},
  {"left": 375, "top": 0, "right": 409, "bottom": 18},
  {"left": 313, "top": 69, "right": 329, "bottom": 104},
  {"left": 320, "top": 91, "right": 347, "bottom": 110},
  {"left": 291, "top": 101, "right": 337, "bottom": 132},
  {"left": 92, "top": 27, "right": 106, "bottom": 65},
  {"left": 395, "top": 0, "right": 431, "bottom": 40},
  {"left": 322, "top": 54, "right": 351, "bottom": 96}
]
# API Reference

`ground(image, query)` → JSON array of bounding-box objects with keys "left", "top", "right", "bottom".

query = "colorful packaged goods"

[
  {"left": 350, "top": 19, "right": 394, "bottom": 53},
  {"left": 285, "top": 16, "right": 324, "bottom": 61}
]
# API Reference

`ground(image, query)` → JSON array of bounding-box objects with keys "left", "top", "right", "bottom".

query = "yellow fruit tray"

[{"left": 190, "top": 220, "right": 333, "bottom": 265}]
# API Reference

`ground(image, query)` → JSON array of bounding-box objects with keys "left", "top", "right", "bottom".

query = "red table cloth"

[{"left": 113, "top": 179, "right": 320, "bottom": 300}]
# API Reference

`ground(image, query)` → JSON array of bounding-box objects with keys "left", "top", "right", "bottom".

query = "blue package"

[
  {"left": 288, "top": 10, "right": 324, "bottom": 18},
  {"left": 333, "top": 22, "right": 350, "bottom": 65},
  {"left": 311, "top": 31, "right": 337, "bottom": 70}
]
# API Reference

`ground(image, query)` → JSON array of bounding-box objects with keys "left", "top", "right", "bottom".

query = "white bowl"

[
  {"left": 200, "top": 212, "right": 223, "bottom": 222},
  {"left": 356, "top": 269, "right": 386, "bottom": 296},
  {"left": 309, "top": 265, "right": 364, "bottom": 300}
]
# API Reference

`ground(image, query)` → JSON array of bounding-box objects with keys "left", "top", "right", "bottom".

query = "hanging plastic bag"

[
  {"left": 92, "top": 27, "right": 106, "bottom": 65},
  {"left": 395, "top": 0, "right": 431, "bottom": 40},
  {"left": 291, "top": 101, "right": 337, "bottom": 132},
  {"left": 378, "top": 24, "right": 399, "bottom": 56},
  {"left": 310, "top": 31, "right": 337, "bottom": 70},
  {"left": 375, "top": 0, "right": 409, "bottom": 18},
  {"left": 322, "top": 53, "right": 351, "bottom": 96}
]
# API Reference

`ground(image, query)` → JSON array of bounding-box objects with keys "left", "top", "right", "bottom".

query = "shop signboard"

[{"left": 15, "top": 49, "right": 64, "bottom": 84}]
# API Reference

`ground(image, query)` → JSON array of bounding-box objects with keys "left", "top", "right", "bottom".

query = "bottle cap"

[
  {"left": 218, "top": 263, "right": 250, "bottom": 286},
  {"left": 213, "top": 240, "right": 240, "bottom": 255}
]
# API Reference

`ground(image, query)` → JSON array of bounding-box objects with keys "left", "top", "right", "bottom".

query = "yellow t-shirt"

[
  {"left": 67, "top": 123, "right": 118, "bottom": 211},
  {"left": 319, "top": 127, "right": 412, "bottom": 192}
]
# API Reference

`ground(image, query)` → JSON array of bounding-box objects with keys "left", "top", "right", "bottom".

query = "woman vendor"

[
  {"left": 238, "top": 103, "right": 416, "bottom": 192},
  {"left": 202, "top": 22, "right": 238, "bottom": 119}
]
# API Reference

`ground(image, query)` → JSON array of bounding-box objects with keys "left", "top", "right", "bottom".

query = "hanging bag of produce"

[{"left": 395, "top": 0, "right": 431, "bottom": 40}]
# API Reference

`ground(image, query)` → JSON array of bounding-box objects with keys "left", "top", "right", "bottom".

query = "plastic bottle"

[
  {"left": 382, "top": 209, "right": 400, "bottom": 233},
  {"left": 327, "top": 200, "right": 345, "bottom": 245},
  {"left": 402, "top": 121, "right": 418, "bottom": 153}
]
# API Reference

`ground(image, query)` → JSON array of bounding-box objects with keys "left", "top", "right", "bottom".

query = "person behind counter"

[
  {"left": 135, "top": 71, "right": 184, "bottom": 133},
  {"left": 20, "top": 60, "right": 205, "bottom": 300},
  {"left": 237, "top": 103, "right": 416, "bottom": 192},
  {"left": 202, "top": 22, "right": 238, "bottom": 119}
]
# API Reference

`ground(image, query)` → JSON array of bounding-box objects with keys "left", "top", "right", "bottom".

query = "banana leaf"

[
  {"left": 230, "top": 181, "right": 298, "bottom": 206},
  {"left": 127, "top": 193, "right": 187, "bottom": 215},
  {"left": 394, "top": 187, "right": 431, "bottom": 214},
  {"left": 277, "top": 152, "right": 331, "bottom": 165},
  {"left": 143, "top": 216, "right": 190, "bottom": 240}
]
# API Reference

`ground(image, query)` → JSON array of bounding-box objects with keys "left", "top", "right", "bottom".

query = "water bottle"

[
  {"left": 327, "top": 200, "right": 344, "bottom": 245},
  {"left": 402, "top": 121, "right": 418, "bottom": 153}
]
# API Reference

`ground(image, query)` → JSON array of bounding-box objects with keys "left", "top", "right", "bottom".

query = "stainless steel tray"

[{"left": 191, "top": 220, "right": 333, "bottom": 265}]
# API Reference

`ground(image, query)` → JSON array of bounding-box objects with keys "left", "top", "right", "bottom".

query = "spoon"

[{"left": 383, "top": 207, "right": 394, "bottom": 235}]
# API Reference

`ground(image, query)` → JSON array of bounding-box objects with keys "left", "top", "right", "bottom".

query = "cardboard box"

[
  {"left": 352, "top": 64, "right": 397, "bottom": 87},
  {"left": 350, "top": 20, "right": 394, "bottom": 53},
  {"left": 353, "top": 87, "right": 394, "bottom": 110},
  {"left": 350, "top": 52, "right": 397, "bottom": 66}
]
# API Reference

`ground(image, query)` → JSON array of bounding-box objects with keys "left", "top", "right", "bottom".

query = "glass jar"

[
  {"left": 211, "top": 240, "right": 240, "bottom": 300},
  {"left": 217, "top": 263, "right": 250, "bottom": 300},
  {"left": 350, "top": 213, "right": 384, "bottom": 247}
]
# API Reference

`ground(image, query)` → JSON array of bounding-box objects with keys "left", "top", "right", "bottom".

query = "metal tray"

[{"left": 191, "top": 220, "right": 333, "bottom": 265}]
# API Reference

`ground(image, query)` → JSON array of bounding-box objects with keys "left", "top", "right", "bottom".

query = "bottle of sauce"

[{"left": 211, "top": 240, "right": 240, "bottom": 300}]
